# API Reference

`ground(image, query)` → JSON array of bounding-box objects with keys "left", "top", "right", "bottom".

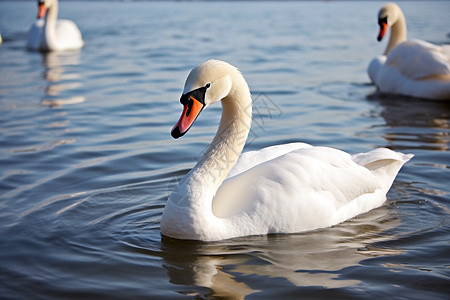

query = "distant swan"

[
  {"left": 160, "top": 60, "right": 413, "bottom": 241},
  {"left": 27, "top": 0, "right": 83, "bottom": 52},
  {"left": 368, "top": 3, "right": 450, "bottom": 100}
]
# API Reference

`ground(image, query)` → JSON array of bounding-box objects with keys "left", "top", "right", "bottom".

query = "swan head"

[
  {"left": 171, "top": 60, "right": 238, "bottom": 139},
  {"left": 36, "top": 0, "right": 46, "bottom": 19},
  {"left": 35, "top": 0, "right": 56, "bottom": 19},
  {"left": 376, "top": 3, "right": 402, "bottom": 41}
]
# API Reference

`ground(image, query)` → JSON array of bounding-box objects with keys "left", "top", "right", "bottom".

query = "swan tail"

[{"left": 352, "top": 148, "right": 413, "bottom": 193}]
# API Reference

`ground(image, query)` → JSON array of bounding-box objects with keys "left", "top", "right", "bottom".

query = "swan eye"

[
  {"left": 378, "top": 16, "right": 388, "bottom": 25},
  {"left": 180, "top": 85, "right": 209, "bottom": 105}
]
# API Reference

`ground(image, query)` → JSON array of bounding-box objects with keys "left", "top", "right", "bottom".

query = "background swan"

[
  {"left": 27, "top": 0, "right": 84, "bottom": 52},
  {"left": 368, "top": 3, "right": 450, "bottom": 100},
  {"left": 161, "top": 60, "right": 413, "bottom": 241}
]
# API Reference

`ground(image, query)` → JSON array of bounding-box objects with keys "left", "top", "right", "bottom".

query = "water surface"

[{"left": 0, "top": 1, "right": 449, "bottom": 299}]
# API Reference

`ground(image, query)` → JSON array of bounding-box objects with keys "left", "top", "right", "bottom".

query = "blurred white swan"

[
  {"left": 27, "top": 0, "right": 83, "bottom": 52},
  {"left": 368, "top": 3, "right": 450, "bottom": 100},
  {"left": 161, "top": 60, "right": 413, "bottom": 241}
]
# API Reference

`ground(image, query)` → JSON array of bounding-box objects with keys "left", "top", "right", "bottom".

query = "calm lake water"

[{"left": 1, "top": 1, "right": 449, "bottom": 299}]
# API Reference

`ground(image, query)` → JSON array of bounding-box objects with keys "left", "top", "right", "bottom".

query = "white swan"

[
  {"left": 368, "top": 3, "right": 450, "bottom": 100},
  {"left": 27, "top": 0, "right": 83, "bottom": 52},
  {"left": 161, "top": 60, "right": 413, "bottom": 241}
]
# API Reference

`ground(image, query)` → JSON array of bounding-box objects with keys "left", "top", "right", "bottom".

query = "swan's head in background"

[
  {"left": 36, "top": 0, "right": 46, "bottom": 19},
  {"left": 377, "top": 3, "right": 402, "bottom": 41},
  {"left": 171, "top": 60, "right": 240, "bottom": 139},
  {"left": 36, "top": 0, "right": 56, "bottom": 19}
]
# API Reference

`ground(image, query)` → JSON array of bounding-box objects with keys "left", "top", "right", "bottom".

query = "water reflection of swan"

[
  {"left": 41, "top": 51, "right": 85, "bottom": 107},
  {"left": 368, "top": 93, "right": 450, "bottom": 151},
  {"left": 159, "top": 206, "right": 401, "bottom": 296},
  {"left": 161, "top": 243, "right": 254, "bottom": 299}
]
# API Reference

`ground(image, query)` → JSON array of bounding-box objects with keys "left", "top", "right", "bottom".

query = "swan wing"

[
  {"left": 55, "top": 20, "right": 84, "bottom": 50},
  {"left": 214, "top": 147, "right": 411, "bottom": 235},
  {"left": 226, "top": 142, "right": 312, "bottom": 178},
  {"left": 387, "top": 39, "right": 450, "bottom": 80},
  {"left": 215, "top": 147, "right": 394, "bottom": 222}
]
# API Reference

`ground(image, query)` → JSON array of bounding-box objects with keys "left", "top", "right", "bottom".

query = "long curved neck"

[
  {"left": 189, "top": 89, "right": 252, "bottom": 197},
  {"left": 384, "top": 10, "right": 407, "bottom": 55},
  {"left": 41, "top": 1, "right": 58, "bottom": 51}
]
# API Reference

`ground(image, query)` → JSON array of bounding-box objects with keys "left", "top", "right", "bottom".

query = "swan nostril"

[{"left": 185, "top": 99, "right": 194, "bottom": 117}]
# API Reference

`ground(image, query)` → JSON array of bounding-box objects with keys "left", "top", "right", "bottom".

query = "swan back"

[
  {"left": 54, "top": 20, "right": 84, "bottom": 50},
  {"left": 386, "top": 40, "right": 450, "bottom": 80},
  {"left": 212, "top": 147, "right": 412, "bottom": 238}
]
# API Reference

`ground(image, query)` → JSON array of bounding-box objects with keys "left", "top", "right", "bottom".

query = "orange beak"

[
  {"left": 171, "top": 96, "right": 205, "bottom": 139},
  {"left": 38, "top": 2, "right": 46, "bottom": 19},
  {"left": 377, "top": 21, "right": 388, "bottom": 41}
]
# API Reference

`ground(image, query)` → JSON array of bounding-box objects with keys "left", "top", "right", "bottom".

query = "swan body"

[
  {"left": 368, "top": 3, "right": 450, "bottom": 100},
  {"left": 27, "top": 0, "right": 83, "bottom": 52},
  {"left": 161, "top": 60, "right": 413, "bottom": 241}
]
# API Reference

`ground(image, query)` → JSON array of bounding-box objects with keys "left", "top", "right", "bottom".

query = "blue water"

[{"left": 0, "top": 1, "right": 449, "bottom": 299}]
